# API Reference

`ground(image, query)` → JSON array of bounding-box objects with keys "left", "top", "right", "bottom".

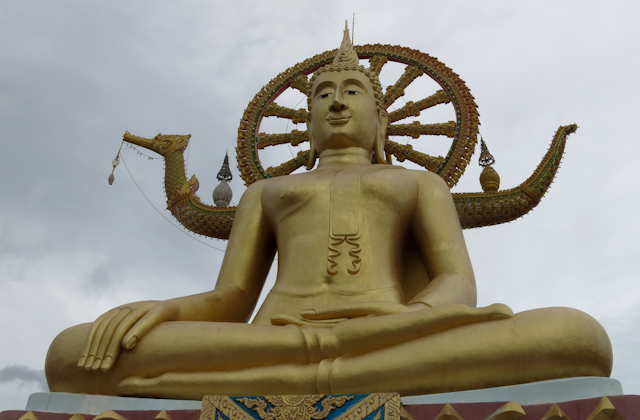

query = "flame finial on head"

[
  {"left": 306, "top": 21, "right": 388, "bottom": 170},
  {"left": 308, "top": 20, "right": 383, "bottom": 112},
  {"left": 333, "top": 20, "right": 359, "bottom": 66}
]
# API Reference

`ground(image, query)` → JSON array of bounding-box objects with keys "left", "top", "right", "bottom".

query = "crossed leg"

[{"left": 46, "top": 305, "right": 612, "bottom": 399}]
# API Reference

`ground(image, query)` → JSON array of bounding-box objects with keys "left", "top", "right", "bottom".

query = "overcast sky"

[{"left": 1, "top": 0, "right": 640, "bottom": 412}]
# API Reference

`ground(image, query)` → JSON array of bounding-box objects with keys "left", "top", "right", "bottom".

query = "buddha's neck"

[{"left": 317, "top": 148, "right": 372, "bottom": 168}]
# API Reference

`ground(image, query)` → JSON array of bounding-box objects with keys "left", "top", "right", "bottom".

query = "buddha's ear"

[
  {"left": 374, "top": 109, "right": 389, "bottom": 164},
  {"left": 306, "top": 115, "right": 317, "bottom": 170}
]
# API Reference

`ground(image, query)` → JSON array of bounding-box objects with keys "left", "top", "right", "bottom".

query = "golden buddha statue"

[{"left": 45, "top": 26, "right": 612, "bottom": 400}]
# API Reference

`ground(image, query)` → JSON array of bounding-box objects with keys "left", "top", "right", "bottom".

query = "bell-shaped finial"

[
  {"left": 478, "top": 137, "right": 495, "bottom": 167},
  {"left": 213, "top": 151, "right": 233, "bottom": 207},
  {"left": 333, "top": 20, "right": 359, "bottom": 66},
  {"left": 216, "top": 151, "right": 233, "bottom": 182},
  {"left": 478, "top": 137, "right": 501, "bottom": 193}
]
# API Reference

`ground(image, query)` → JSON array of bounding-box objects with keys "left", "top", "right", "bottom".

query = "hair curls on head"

[{"left": 307, "top": 64, "right": 385, "bottom": 112}]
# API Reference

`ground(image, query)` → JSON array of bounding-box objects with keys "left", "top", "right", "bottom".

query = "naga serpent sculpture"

[{"left": 121, "top": 44, "right": 577, "bottom": 240}]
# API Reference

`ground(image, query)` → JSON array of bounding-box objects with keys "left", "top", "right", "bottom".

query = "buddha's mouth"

[{"left": 327, "top": 114, "right": 351, "bottom": 125}]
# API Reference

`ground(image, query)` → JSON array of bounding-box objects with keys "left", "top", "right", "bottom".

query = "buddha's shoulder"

[
  {"left": 410, "top": 168, "right": 450, "bottom": 188},
  {"left": 250, "top": 172, "right": 327, "bottom": 197},
  {"left": 248, "top": 166, "right": 448, "bottom": 191},
  {"left": 255, "top": 171, "right": 322, "bottom": 188},
  {"left": 368, "top": 165, "right": 448, "bottom": 186}
]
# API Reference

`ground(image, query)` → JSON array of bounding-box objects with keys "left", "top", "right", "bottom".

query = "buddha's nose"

[{"left": 330, "top": 92, "right": 347, "bottom": 111}]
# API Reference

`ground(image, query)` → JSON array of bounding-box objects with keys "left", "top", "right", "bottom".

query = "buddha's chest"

[
  {"left": 261, "top": 168, "right": 415, "bottom": 229},
  {"left": 261, "top": 176, "right": 331, "bottom": 225}
]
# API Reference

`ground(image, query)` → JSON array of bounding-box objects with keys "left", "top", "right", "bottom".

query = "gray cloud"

[{"left": 0, "top": 365, "right": 47, "bottom": 391}]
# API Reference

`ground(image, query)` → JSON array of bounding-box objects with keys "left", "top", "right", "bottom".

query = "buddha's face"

[{"left": 308, "top": 69, "right": 385, "bottom": 156}]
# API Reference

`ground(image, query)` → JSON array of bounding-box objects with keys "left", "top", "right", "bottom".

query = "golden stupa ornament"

[
  {"left": 478, "top": 137, "right": 500, "bottom": 192},
  {"left": 212, "top": 151, "right": 233, "bottom": 207}
]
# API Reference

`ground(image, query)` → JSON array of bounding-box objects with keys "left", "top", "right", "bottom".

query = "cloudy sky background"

[{"left": 2, "top": 0, "right": 639, "bottom": 412}]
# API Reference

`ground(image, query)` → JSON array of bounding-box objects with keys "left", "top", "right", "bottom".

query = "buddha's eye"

[
  {"left": 318, "top": 93, "right": 332, "bottom": 99},
  {"left": 345, "top": 90, "right": 362, "bottom": 95}
]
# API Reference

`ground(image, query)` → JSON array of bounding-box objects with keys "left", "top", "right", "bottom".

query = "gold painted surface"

[
  {"left": 94, "top": 411, "right": 127, "bottom": 420},
  {"left": 479, "top": 166, "right": 500, "bottom": 193},
  {"left": 585, "top": 397, "right": 625, "bottom": 420},
  {"left": 399, "top": 406, "right": 416, "bottom": 420},
  {"left": 17, "top": 412, "right": 38, "bottom": 420},
  {"left": 434, "top": 404, "right": 463, "bottom": 420},
  {"left": 154, "top": 411, "right": 172, "bottom": 420},
  {"left": 257, "top": 130, "right": 309, "bottom": 149},
  {"left": 540, "top": 404, "right": 570, "bottom": 420},
  {"left": 200, "top": 394, "right": 398, "bottom": 420},
  {"left": 117, "top": 39, "right": 576, "bottom": 240},
  {"left": 483, "top": 401, "right": 525, "bottom": 420},
  {"left": 45, "top": 25, "right": 611, "bottom": 400},
  {"left": 200, "top": 396, "right": 253, "bottom": 420},
  {"left": 236, "top": 395, "right": 352, "bottom": 420},
  {"left": 236, "top": 42, "right": 477, "bottom": 189},
  {"left": 116, "top": 123, "right": 575, "bottom": 239}
]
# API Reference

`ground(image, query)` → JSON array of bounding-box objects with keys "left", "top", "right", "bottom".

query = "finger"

[
  {"left": 115, "top": 376, "right": 150, "bottom": 397},
  {"left": 301, "top": 302, "right": 402, "bottom": 320},
  {"left": 91, "top": 307, "right": 132, "bottom": 370},
  {"left": 486, "top": 303, "right": 514, "bottom": 318},
  {"left": 84, "top": 309, "right": 120, "bottom": 370},
  {"left": 77, "top": 310, "right": 113, "bottom": 368},
  {"left": 122, "top": 304, "right": 173, "bottom": 350},
  {"left": 300, "top": 303, "right": 371, "bottom": 319},
  {"left": 101, "top": 307, "right": 152, "bottom": 371},
  {"left": 455, "top": 303, "right": 513, "bottom": 321},
  {"left": 116, "top": 374, "right": 175, "bottom": 398},
  {"left": 271, "top": 313, "right": 346, "bottom": 327}
]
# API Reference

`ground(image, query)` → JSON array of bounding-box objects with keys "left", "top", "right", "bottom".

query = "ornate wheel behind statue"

[{"left": 236, "top": 44, "right": 480, "bottom": 188}]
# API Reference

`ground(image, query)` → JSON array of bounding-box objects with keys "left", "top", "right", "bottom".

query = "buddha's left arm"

[{"left": 408, "top": 173, "right": 477, "bottom": 308}]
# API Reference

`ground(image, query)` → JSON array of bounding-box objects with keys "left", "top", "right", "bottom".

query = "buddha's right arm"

[
  {"left": 77, "top": 181, "right": 276, "bottom": 372},
  {"left": 164, "top": 179, "right": 277, "bottom": 324}
]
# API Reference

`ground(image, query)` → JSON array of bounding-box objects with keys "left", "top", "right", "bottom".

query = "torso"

[{"left": 254, "top": 163, "right": 428, "bottom": 324}]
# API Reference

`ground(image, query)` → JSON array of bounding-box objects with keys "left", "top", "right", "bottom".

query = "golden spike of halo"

[{"left": 333, "top": 20, "right": 359, "bottom": 65}]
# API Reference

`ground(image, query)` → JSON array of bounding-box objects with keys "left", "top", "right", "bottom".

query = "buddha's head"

[{"left": 306, "top": 24, "right": 388, "bottom": 169}]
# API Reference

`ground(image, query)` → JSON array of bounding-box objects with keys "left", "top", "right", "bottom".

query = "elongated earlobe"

[
  {"left": 307, "top": 138, "right": 318, "bottom": 170},
  {"left": 373, "top": 132, "right": 385, "bottom": 164},
  {"left": 374, "top": 110, "right": 389, "bottom": 164},
  {"left": 306, "top": 117, "right": 317, "bottom": 170}
]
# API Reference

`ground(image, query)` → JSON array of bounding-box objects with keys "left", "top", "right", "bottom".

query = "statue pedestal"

[
  {"left": 21, "top": 377, "right": 624, "bottom": 414},
  {"left": 0, "top": 378, "right": 634, "bottom": 420},
  {"left": 401, "top": 377, "right": 623, "bottom": 405}
]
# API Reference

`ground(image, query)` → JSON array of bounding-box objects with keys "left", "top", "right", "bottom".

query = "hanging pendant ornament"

[
  {"left": 478, "top": 135, "right": 500, "bottom": 192},
  {"left": 109, "top": 140, "right": 124, "bottom": 185}
]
